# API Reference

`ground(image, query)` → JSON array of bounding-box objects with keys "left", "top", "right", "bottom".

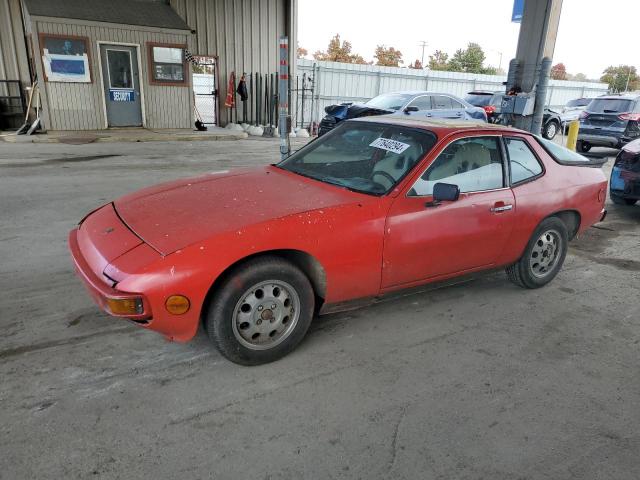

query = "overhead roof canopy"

[{"left": 24, "top": 0, "right": 191, "bottom": 31}]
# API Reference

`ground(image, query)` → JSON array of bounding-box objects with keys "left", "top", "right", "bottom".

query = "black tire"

[
  {"left": 610, "top": 193, "right": 637, "bottom": 206},
  {"left": 506, "top": 217, "right": 569, "bottom": 289},
  {"left": 205, "top": 256, "right": 315, "bottom": 365},
  {"left": 543, "top": 120, "right": 559, "bottom": 140},
  {"left": 577, "top": 140, "right": 591, "bottom": 153}
]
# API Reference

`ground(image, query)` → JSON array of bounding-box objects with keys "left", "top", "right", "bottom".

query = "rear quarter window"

[{"left": 534, "top": 136, "right": 591, "bottom": 165}]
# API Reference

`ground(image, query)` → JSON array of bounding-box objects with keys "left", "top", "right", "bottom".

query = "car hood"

[{"left": 114, "top": 166, "right": 362, "bottom": 255}]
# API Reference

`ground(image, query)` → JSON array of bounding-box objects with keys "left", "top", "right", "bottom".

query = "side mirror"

[
  {"left": 432, "top": 183, "right": 460, "bottom": 202},
  {"left": 403, "top": 106, "right": 419, "bottom": 114}
]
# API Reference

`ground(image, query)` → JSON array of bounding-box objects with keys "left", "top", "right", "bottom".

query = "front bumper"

[{"left": 68, "top": 228, "right": 152, "bottom": 322}]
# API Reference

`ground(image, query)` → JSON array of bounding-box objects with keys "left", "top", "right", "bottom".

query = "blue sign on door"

[{"left": 109, "top": 89, "right": 135, "bottom": 102}]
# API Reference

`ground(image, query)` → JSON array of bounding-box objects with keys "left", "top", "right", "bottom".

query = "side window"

[
  {"left": 409, "top": 136, "right": 504, "bottom": 196},
  {"left": 505, "top": 137, "right": 543, "bottom": 184},
  {"left": 407, "top": 96, "right": 432, "bottom": 111},
  {"left": 451, "top": 99, "right": 465, "bottom": 109},
  {"left": 432, "top": 95, "right": 453, "bottom": 110}
]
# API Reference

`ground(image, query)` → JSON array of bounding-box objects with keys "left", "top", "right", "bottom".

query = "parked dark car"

[
  {"left": 464, "top": 90, "right": 562, "bottom": 140},
  {"left": 464, "top": 91, "right": 503, "bottom": 122},
  {"left": 577, "top": 94, "right": 640, "bottom": 152},
  {"left": 610, "top": 138, "right": 640, "bottom": 205},
  {"left": 319, "top": 91, "right": 486, "bottom": 136},
  {"left": 542, "top": 108, "right": 562, "bottom": 140}
]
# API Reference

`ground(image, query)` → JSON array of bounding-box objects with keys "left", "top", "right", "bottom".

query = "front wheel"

[
  {"left": 506, "top": 217, "right": 568, "bottom": 289},
  {"left": 205, "top": 256, "right": 315, "bottom": 365},
  {"left": 543, "top": 120, "right": 559, "bottom": 140}
]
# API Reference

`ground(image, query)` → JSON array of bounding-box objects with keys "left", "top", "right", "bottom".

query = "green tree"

[
  {"left": 570, "top": 72, "right": 588, "bottom": 81},
  {"left": 374, "top": 45, "right": 403, "bottom": 67},
  {"left": 313, "top": 34, "right": 367, "bottom": 64},
  {"left": 600, "top": 65, "right": 639, "bottom": 92},
  {"left": 448, "top": 42, "right": 486, "bottom": 73},
  {"left": 550, "top": 63, "right": 567, "bottom": 80},
  {"left": 428, "top": 50, "right": 449, "bottom": 71}
]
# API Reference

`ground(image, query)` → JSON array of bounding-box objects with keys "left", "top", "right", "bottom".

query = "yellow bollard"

[{"left": 566, "top": 120, "right": 579, "bottom": 151}]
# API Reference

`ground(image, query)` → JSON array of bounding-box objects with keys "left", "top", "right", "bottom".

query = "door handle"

[{"left": 490, "top": 204, "right": 513, "bottom": 213}]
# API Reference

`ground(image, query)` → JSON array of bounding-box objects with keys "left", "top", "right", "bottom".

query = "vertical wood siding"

[
  {"left": 170, "top": 0, "right": 292, "bottom": 125},
  {"left": 33, "top": 19, "right": 191, "bottom": 130},
  {"left": 0, "top": 0, "right": 31, "bottom": 92}
]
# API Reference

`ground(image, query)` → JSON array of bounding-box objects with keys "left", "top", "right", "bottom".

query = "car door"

[
  {"left": 430, "top": 95, "right": 464, "bottom": 120},
  {"left": 381, "top": 134, "right": 515, "bottom": 289},
  {"left": 402, "top": 95, "right": 433, "bottom": 118}
]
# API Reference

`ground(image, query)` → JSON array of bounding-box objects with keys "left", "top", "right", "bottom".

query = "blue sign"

[
  {"left": 109, "top": 89, "right": 135, "bottom": 102},
  {"left": 50, "top": 58, "right": 86, "bottom": 75},
  {"left": 512, "top": 0, "right": 524, "bottom": 23}
]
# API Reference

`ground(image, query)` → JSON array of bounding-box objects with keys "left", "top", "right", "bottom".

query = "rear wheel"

[
  {"left": 611, "top": 193, "right": 638, "bottom": 206},
  {"left": 577, "top": 140, "right": 591, "bottom": 153},
  {"left": 205, "top": 256, "right": 315, "bottom": 365},
  {"left": 506, "top": 217, "right": 568, "bottom": 289},
  {"left": 543, "top": 120, "right": 559, "bottom": 140}
]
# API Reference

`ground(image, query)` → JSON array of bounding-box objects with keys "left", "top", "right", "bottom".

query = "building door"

[{"left": 100, "top": 45, "right": 142, "bottom": 127}]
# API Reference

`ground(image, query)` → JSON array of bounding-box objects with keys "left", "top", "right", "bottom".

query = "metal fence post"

[{"left": 279, "top": 36, "right": 290, "bottom": 159}]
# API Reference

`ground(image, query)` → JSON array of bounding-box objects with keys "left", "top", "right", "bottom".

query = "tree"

[
  {"left": 448, "top": 42, "right": 486, "bottom": 74},
  {"left": 428, "top": 50, "right": 448, "bottom": 71},
  {"left": 600, "top": 65, "right": 639, "bottom": 92},
  {"left": 571, "top": 72, "right": 588, "bottom": 82},
  {"left": 312, "top": 34, "right": 367, "bottom": 64},
  {"left": 297, "top": 46, "right": 308, "bottom": 59},
  {"left": 408, "top": 59, "right": 423, "bottom": 69},
  {"left": 374, "top": 45, "right": 403, "bottom": 67},
  {"left": 550, "top": 63, "right": 567, "bottom": 80}
]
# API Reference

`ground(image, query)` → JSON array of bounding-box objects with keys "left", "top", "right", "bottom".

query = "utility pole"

[
  {"left": 418, "top": 40, "right": 428, "bottom": 67},
  {"left": 624, "top": 66, "right": 632, "bottom": 92}
]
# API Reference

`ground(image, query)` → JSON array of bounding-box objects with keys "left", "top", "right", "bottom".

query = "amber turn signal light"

[
  {"left": 165, "top": 295, "right": 190, "bottom": 315},
  {"left": 107, "top": 297, "right": 144, "bottom": 315}
]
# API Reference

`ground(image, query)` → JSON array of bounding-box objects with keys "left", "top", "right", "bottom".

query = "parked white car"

[{"left": 560, "top": 98, "right": 593, "bottom": 123}]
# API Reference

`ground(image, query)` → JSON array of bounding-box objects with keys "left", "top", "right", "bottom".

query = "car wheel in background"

[
  {"left": 205, "top": 256, "right": 315, "bottom": 365},
  {"left": 543, "top": 120, "right": 559, "bottom": 140},
  {"left": 576, "top": 140, "right": 591, "bottom": 153},
  {"left": 610, "top": 193, "right": 638, "bottom": 206},
  {"left": 506, "top": 217, "right": 568, "bottom": 289}
]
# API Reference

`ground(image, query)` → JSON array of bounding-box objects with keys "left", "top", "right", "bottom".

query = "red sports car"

[{"left": 69, "top": 117, "right": 607, "bottom": 365}]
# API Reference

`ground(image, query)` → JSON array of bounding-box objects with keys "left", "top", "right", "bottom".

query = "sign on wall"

[
  {"left": 41, "top": 35, "right": 91, "bottom": 83},
  {"left": 109, "top": 89, "right": 135, "bottom": 102}
]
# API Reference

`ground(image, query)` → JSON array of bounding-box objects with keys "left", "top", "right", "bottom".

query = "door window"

[
  {"left": 451, "top": 99, "right": 465, "bottom": 109},
  {"left": 409, "top": 136, "right": 504, "bottom": 196},
  {"left": 432, "top": 95, "right": 453, "bottom": 110},
  {"left": 407, "top": 96, "right": 432, "bottom": 111},
  {"left": 505, "top": 137, "right": 543, "bottom": 184},
  {"left": 106, "top": 50, "right": 133, "bottom": 89}
]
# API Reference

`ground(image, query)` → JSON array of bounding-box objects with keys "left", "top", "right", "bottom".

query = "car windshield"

[
  {"left": 588, "top": 98, "right": 634, "bottom": 113},
  {"left": 277, "top": 121, "right": 437, "bottom": 195},
  {"left": 535, "top": 136, "right": 590, "bottom": 163},
  {"left": 464, "top": 94, "right": 492, "bottom": 106},
  {"left": 366, "top": 93, "right": 413, "bottom": 111}
]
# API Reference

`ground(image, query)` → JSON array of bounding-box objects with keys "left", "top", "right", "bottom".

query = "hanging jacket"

[{"left": 236, "top": 76, "right": 248, "bottom": 101}]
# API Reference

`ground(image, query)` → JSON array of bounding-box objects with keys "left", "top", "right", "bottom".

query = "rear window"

[
  {"left": 566, "top": 98, "right": 591, "bottom": 108},
  {"left": 587, "top": 98, "right": 634, "bottom": 113},
  {"left": 535, "top": 136, "right": 590, "bottom": 164},
  {"left": 465, "top": 94, "right": 492, "bottom": 106}
]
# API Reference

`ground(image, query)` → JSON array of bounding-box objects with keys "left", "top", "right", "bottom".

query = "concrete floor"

[{"left": 1, "top": 139, "right": 639, "bottom": 479}]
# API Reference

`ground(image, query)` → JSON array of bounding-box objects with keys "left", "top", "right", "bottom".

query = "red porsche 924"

[{"left": 69, "top": 117, "right": 607, "bottom": 365}]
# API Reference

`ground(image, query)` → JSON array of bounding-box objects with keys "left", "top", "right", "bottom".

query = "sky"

[{"left": 298, "top": 0, "right": 639, "bottom": 80}]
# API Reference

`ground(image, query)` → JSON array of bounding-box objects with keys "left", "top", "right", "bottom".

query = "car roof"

[
  {"left": 350, "top": 115, "right": 527, "bottom": 136},
  {"left": 467, "top": 90, "right": 500, "bottom": 95},
  {"left": 378, "top": 90, "right": 463, "bottom": 97},
  {"left": 595, "top": 94, "right": 640, "bottom": 100}
]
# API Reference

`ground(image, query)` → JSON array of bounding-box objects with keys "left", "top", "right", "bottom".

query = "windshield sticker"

[{"left": 369, "top": 137, "right": 410, "bottom": 154}]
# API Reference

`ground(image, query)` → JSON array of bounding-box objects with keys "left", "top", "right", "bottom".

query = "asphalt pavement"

[{"left": 1, "top": 138, "right": 639, "bottom": 479}]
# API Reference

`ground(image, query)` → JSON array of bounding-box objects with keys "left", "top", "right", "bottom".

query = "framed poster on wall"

[{"left": 40, "top": 34, "right": 92, "bottom": 83}]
